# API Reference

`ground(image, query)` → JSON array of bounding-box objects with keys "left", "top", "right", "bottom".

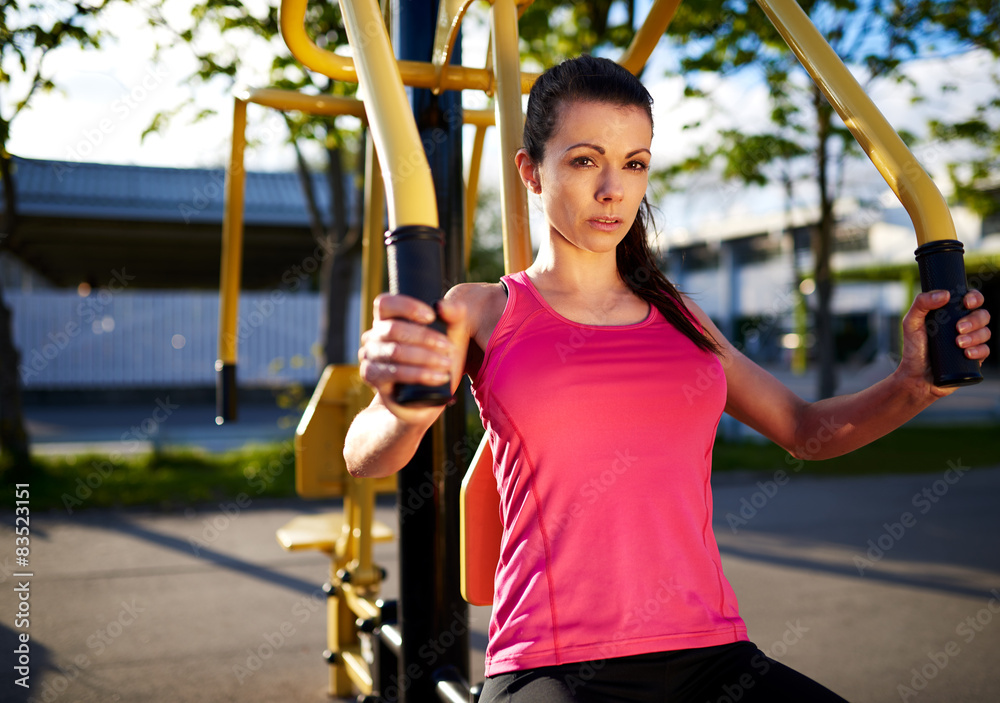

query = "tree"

[
  {"left": 143, "top": 0, "right": 364, "bottom": 367},
  {"left": 910, "top": 1, "right": 1000, "bottom": 217},
  {"left": 518, "top": 0, "right": 638, "bottom": 68},
  {"left": 657, "top": 0, "right": 999, "bottom": 398},
  {"left": 0, "top": 0, "right": 118, "bottom": 480}
]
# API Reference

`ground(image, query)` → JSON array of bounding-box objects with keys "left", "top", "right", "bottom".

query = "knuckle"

[
  {"left": 381, "top": 320, "right": 401, "bottom": 339},
  {"left": 386, "top": 342, "right": 402, "bottom": 362},
  {"left": 372, "top": 294, "right": 389, "bottom": 318},
  {"left": 359, "top": 359, "right": 375, "bottom": 382}
]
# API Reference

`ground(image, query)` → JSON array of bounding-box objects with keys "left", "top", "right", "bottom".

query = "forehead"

[{"left": 550, "top": 100, "right": 652, "bottom": 149}]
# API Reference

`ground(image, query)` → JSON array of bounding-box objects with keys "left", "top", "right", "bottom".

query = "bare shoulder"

[
  {"left": 680, "top": 294, "right": 739, "bottom": 357},
  {"left": 679, "top": 295, "right": 716, "bottom": 332},
  {"left": 446, "top": 282, "right": 508, "bottom": 350},
  {"left": 446, "top": 281, "right": 507, "bottom": 317}
]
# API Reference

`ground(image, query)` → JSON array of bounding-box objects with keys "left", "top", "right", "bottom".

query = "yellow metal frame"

[
  {"left": 217, "top": 89, "right": 365, "bottom": 376},
  {"left": 215, "top": 82, "right": 497, "bottom": 694},
  {"left": 213, "top": 0, "right": 969, "bottom": 695},
  {"left": 280, "top": 0, "right": 541, "bottom": 94},
  {"left": 338, "top": 0, "right": 439, "bottom": 229}
]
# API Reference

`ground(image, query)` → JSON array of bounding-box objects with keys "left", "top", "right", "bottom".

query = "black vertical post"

[{"left": 393, "top": 1, "right": 470, "bottom": 701}]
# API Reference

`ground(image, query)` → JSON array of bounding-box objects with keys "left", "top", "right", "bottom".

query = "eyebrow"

[{"left": 564, "top": 143, "right": 651, "bottom": 158}]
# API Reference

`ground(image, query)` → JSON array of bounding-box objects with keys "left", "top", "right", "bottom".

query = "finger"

[
  {"left": 919, "top": 289, "right": 950, "bottom": 310},
  {"left": 373, "top": 292, "right": 436, "bottom": 325},
  {"left": 370, "top": 318, "right": 452, "bottom": 353},
  {"left": 436, "top": 296, "right": 467, "bottom": 325},
  {"left": 963, "top": 289, "right": 985, "bottom": 310},
  {"left": 360, "top": 358, "right": 450, "bottom": 390},
  {"left": 956, "top": 322, "right": 990, "bottom": 345},
  {"left": 964, "top": 341, "right": 991, "bottom": 361},
  {"left": 902, "top": 290, "right": 950, "bottom": 333},
  {"left": 364, "top": 338, "right": 452, "bottom": 371},
  {"left": 956, "top": 308, "right": 991, "bottom": 336}
]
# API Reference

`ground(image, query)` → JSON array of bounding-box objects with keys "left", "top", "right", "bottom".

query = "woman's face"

[{"left": 526, "top": 99, "right": 653, "bottom": 257}]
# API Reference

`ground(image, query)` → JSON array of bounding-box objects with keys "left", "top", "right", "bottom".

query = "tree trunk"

[
  {"left": 286, "top": 118, "right": 327, "bottom": 244},
  {"left": 0, "top": 150, "right": 33, "bottom": 481},
  {"left": 287, "top": 116, "right": 362, "bottom": 369},
  {"left": 320, "top": 142, "right": 357, "bottom": 365},
  {"left": 813, "top": 86, "right": 837, "bottom": 399}
]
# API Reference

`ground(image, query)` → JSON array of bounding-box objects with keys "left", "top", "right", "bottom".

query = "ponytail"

[{"left": 616, "top": 197, "right": 723, "bottom": 356}]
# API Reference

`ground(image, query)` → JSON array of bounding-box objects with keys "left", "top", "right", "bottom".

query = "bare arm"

[
  {"left": 687, "top": 289, "right": 991, "bottom": 461},
  {"left": 344, "top": 288, "right": 474, "bottom": 478},
  {"left": 344, "top": 398, "right": 442, "bottom": 479}
]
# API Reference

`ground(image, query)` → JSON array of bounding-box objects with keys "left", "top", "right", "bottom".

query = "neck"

[{"left": 527, "top": 237, "right": 624, "bottom": 295}]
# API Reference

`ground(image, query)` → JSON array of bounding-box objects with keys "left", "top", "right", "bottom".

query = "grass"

[
  {"left": 13, "top": 423, "right": 999, "bottom": 513},
  {"left": 713, "top": 423, "right": 1000, "bottom": 477},
  {"left": 23, "top": 443, "right": 298, "bottom": 513}
]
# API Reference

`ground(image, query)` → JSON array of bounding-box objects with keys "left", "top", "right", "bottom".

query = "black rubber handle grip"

[
  {"left": 385, "top": 225, "right": 452, "bottom": 406},
  {"left": 216, "top": 360, "right": 238, "bottom": 423},
  {"left": 914, "top": 240, "right": 983, "bottom": 388}
]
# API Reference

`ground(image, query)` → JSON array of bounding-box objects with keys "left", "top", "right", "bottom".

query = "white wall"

[{"left": 11, "top": 289, "right": 324, "bottom": 389}]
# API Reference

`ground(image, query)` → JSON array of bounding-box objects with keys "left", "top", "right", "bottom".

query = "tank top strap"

[
  {"left": 473, "top": 271, "right": 545, "bottom": 408},
  {"left": 499, "top": 270, "right": 539, "bottom": 305}
]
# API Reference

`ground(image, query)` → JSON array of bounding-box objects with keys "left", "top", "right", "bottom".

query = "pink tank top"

[{"left": 471, "top": 271, "right": 747, "bottom": 676}]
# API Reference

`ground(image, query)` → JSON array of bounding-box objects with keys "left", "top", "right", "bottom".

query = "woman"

[{"left": 345, "top": 56, "right": 991, "bottom": 702}]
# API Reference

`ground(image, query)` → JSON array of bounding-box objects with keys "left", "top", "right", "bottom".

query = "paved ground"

[
  {"left": 3, "top": 466, "right": 1000, "bottom": 703},
  {"left": 5, "top": 366, "right": 999, "bottom": 703}
]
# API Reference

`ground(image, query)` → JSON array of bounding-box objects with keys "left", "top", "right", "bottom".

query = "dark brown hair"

[{"left": 523, "top": 55, "right": 722, "bottom": 355}]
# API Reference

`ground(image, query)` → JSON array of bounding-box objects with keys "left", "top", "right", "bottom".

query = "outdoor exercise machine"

[{"left": 215, "top": 0, "right": 982, "bottom": 700}]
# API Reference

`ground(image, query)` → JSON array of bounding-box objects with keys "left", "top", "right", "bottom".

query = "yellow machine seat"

[{"left": 276, "top": 513, "right": 395, "bottom": 553}]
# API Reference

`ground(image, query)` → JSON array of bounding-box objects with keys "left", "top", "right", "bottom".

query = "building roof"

[
  {"left": 5, "top": 156, "right": 351, "bottom": 228},
  {"left": 1, "top": 156, "right": 360, "bottom": 290}
]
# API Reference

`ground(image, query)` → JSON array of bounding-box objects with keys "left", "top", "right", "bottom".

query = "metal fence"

[{"left": 11, "top": 289, "right": 324, "bottom": 389}]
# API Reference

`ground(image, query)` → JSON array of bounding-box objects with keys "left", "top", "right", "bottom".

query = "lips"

[{"left": 588, "top": 216, "right": 622, "bottom": 232}]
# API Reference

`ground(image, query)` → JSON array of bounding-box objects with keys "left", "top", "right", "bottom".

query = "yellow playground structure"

[{"left": 214, "top": 0, "right": 982, "bottom": 700}]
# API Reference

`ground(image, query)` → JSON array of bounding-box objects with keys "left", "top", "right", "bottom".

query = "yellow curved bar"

[
  {"left": 280, "top": 0, "right": 541, "bottom": 94},
  {"left": 460, "top": 0, "right": 532, "bottom": 608},
  {"left": 361, "top": 131, "right": 385, "bottom": 334},
  {"left": 432, "top": 0, "right": 479, "bottom": 92},
  {"left": 463, "top": 108, "right": 496, "bottom": 128},
  {"left": 218, "top": 97, "right": 247, "bottom": 370},
  {"left": 465, "top": 123, "right": 488, "bottom": 272},
  {"left": 492, "top": 0, "right": 533, "bottom": 273},
  {"left": 280, "top": 0, "right": 358, "bottom": 83},
  {"left": 618, "top": 0, "right": 683, "bottom": 76},
  {"left": 756, "top": 0, "right": 954, "bottom": 245},
  {"left": 337, "top": 0, "right": 438, "bottom": 229},
  {"left": 243, "top": 88, "right": 366, "bottom": 118}
]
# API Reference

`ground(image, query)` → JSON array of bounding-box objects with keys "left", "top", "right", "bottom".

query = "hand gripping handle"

[
  {"left": 385, "top": 225, "right": 453, "bottom": 406},
  {"left": 914, "top": 240, "right": 983, "bottom": 388}
]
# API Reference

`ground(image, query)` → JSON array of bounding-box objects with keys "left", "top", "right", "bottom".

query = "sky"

[{"left": 3, "top": 0, "right": 995, "bottom": 238}]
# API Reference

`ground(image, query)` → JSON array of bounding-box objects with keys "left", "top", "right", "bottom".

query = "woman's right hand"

[{"left": 358, "top": 292, "right": 467, "bottom": 422}]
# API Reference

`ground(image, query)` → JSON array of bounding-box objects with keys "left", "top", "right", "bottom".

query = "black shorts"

[{"left": 478, "top": 641, "right": 849, "bottom": 703}]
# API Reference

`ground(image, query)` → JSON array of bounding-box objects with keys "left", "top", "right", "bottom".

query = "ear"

[{"left": 514, "top": 149, "right": 541, "bottom": 194}]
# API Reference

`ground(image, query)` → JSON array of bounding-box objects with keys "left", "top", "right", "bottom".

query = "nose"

[{"left": 596, "top": 169, "right": 624, "bottom": 203}]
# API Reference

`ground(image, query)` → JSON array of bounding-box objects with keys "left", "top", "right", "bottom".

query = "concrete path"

[
  {"left": 3, "top": 464, "right": 1000, "bottom": 703},
  {"left": 10, "top": 368, "right": 999, "bottom": 703}
]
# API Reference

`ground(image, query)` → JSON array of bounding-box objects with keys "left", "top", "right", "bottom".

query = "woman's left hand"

[{"left": 898, "top": 289, "right": 991, "bottom": 397}]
